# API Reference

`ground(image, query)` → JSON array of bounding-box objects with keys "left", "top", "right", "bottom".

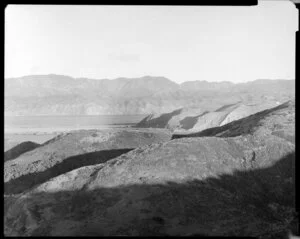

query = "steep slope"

[
  {"left": 219, "top": 101, "right": 279, "bottom": 126},
  {"left": 172, "top": 99, "right": 295, "bottom": 141},
  {"left": 4, "top": 128, "right": 171, "bottom": 194},
  {"left": 5, "top": 141, "right": 41, "bottom": 162},
  {"left": 4, "top": 100, "right": 296, "bottom": 236},
  {"left": 5, "top": 75, "right": 294, "bottom": 115},
  {"left": 136, "top": 99, "right": 281, "bottom": 133}
]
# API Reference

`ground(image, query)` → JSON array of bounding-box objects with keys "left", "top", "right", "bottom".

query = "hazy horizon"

[
  {"left": 4, "top": 73, "right": 295, "bottom": 84},
  {"left": 5, "top": 2, "right": 298, "bottom": 83}
]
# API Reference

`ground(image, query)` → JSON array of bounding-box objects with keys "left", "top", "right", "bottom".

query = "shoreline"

[
  {"left": 4, "top": 126, "right": 172, "bottom": 152},
  {"left": 4, "top": 124, "right": 133, "bottom": 135},
  {"left": 4, "top": 125, "right": 134, "bottom": 150}
]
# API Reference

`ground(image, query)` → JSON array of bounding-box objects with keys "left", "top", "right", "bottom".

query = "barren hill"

[
  {"left": 4, "top": 100, "right": 296, "bottom": 237},
  {"left": 136, "top": 100, "right": 281, "bottom": 133},
  {"left": 172, "top": 99, "right": 295, "bottom": 141},
  {"left": 4, "top": 128, "right": 171, "bottom": 194}
]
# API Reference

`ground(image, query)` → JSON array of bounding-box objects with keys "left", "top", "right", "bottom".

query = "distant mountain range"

[{"left": 5, "top": 74, "right": 295, "bottom": 116}]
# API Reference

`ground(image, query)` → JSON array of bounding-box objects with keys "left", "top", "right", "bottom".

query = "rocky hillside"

[
  {"left": 136, "top": 99, "right": 282, "bottom": 133},
  {"left": 172, "top": 99, "right": 295, "bottom": 141},
  {"left": 4, "top": 128, "right": 171, "bottom": 195},
  {"left": 5, "top": 74, "right": 294, "bottom": 115},
  {"left": 4, "top": 100, "right": 296, "bottom": 237}
]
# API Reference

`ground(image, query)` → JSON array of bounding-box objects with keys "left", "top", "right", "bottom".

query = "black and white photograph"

[{"left": 4, "top": 2, "right": 298, "bottom": 237}]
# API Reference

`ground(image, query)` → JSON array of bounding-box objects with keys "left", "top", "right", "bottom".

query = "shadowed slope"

[
  {"left": 179, "top": 111, "right": 209, "bottom": 130},
  {"left": 135, "top": 101, "right": 239, "bottom": 131},
  {"left": 135, "top": 108, "right": 183, "bottom": 128},
  {"left": 215, "top": 102, "right": 239, "bottom": 112},
  {"left": 136, "top": 99, "right": 281, "bottom": 133},
  {"left": 4, "top": 148, "right": 134, "bottom": 195},
  {"left": 172, "top": 100, "right": 294, "bottom": 140},
  {"left": 4, "top": 152, "right": 296, "bottom": 237},
  {"left": 4, "top": 128, "right": 171, "bottom": 193},
  {"left": 4, "top": 141, "right": 40, "bottom": 162}
]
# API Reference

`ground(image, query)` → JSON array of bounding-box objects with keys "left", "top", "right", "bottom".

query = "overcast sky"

[{"left": 5, "top": 2, "right": 298, "bottom": 83}]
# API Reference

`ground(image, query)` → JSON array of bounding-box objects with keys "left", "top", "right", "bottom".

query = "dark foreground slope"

[
  {"left": 4, "top": 128, "right": 171, "bottom": 194},
  {"left": 4, "top": 100, "right": 296, "bottom": 237},
  {"left": 4, "top": 152, "right": 296, "bottom": 237},
  {"left": 4, "top": 141, "right": 40, "bottom": 162}
]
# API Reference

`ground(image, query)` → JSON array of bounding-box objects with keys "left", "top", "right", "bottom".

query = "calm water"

[{"left": 5, "top": 115, "right": 147, "bottom": 133}]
